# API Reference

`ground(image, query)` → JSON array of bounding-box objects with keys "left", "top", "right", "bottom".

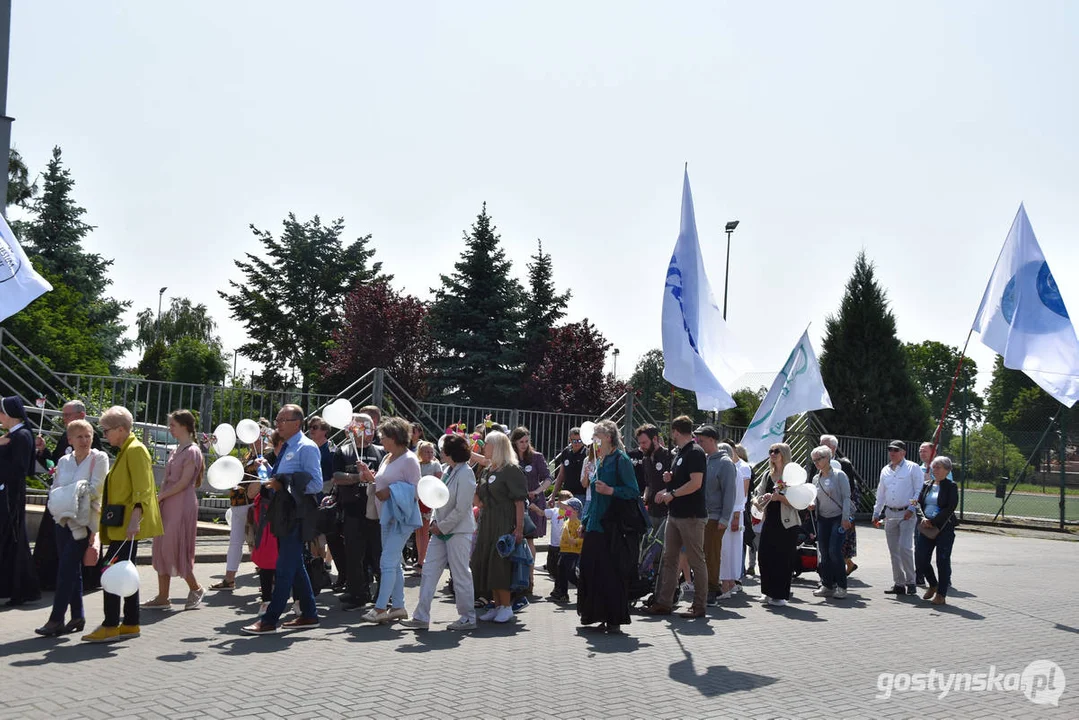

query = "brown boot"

[
  {"left": 931, "top": 594, "right": 946, "bottom": 606},
  {"left": 922, "top": 586, "right": 938, "bottom": 601}
]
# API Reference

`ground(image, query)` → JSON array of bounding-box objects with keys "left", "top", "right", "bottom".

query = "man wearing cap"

[
  {"left": 873, "top": 441, "right": 923, "bottom": 595},
  {"left": 694, "top": 425, "right": 737, "bottom": 606},
  {"left": 648, "top": 415, "right": 709, "bottom": 619}
]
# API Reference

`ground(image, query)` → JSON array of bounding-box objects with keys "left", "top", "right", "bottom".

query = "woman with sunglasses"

[
  {"left": 752, "top": 443, "right": 801, "bottom": 607},
  {"left": 809, "top": 446, "right": 851, "bottom": 600}
]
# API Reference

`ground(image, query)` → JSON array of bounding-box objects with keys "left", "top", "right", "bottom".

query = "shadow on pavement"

[
  {"left": 7, "top": 635, "right": 126, "bottom": 666},
  {"left": 576, "top": 627, "right": 653, "bottom": 654},
  {"left": 763, "top": 603, "right": 825, "bottom": 622},
  {"left": 930, "top": 604, "right": 985, "bottom": 621},
  {"left": 395, "top": 628, "right": 464, "bottom": 653},
  {"left": 668, "top": 630, "right": 777, "bottom": 697}
]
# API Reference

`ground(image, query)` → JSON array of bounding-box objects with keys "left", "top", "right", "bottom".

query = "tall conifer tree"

[
  {"left": 818, "top": 251, "right": 930, "bottom": 439},
  {"left": 428, "top": 204, "right": 524, "bottom": 405}
]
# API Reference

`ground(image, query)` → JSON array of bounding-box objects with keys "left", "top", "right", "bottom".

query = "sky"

[{"left": 7, "top": 1, "right": 1079, "bottom": 397}]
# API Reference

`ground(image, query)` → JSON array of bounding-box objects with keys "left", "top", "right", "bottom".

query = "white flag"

[
  {"left": 972, "top": 205, "right": 1079, "bottom": 407},
  {"left": 661, "top": 169, "right": 745, "bottom": 412},
  {"left": 0, "top": 213, "right": 52, "bottom": 322},
  {"left": 741, "top": 329, "right": 832, "bottom": 463}
]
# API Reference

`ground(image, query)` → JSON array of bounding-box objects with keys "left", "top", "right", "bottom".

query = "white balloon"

[
  {"left": 101, "top": 559, "right": 140, "bottom": 598},
  {"left": 236, "top": 418, "right": 261, "bottom": 444},
  {"left": 323, "top": 398, "right": 354, "bottom": 429},
  {"left": 207, "top": 455, "right": 245, "bottom": 490},
  {"left": 417, "top": 476, "right": 450, "bottom": 510},
  {"left": 212, "top": 423, "right": 236, "bottom": 456},
  {"left": 750, "top": 503, "right": 764, "bottom": 520},
  {"left": 785, "top": 483, "right": 817, "bottom": 510},
  {"left": 225, "top": 507, "right": 234, "bottom": 527},
  {"left": 579, "top": 421, "right": 596, "bottom": 445},
  {"left": 782, "top": 463, "right": 808, "bottom": 487}
]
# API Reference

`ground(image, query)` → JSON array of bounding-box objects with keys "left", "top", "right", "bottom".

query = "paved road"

[{"left": 1, "top": 526, "right": 1076, "bottom": 719}]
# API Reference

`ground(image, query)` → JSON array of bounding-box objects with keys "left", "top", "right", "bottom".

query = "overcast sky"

[{"left": 8, "top": 1, "right": 1079, "bottom": 396}]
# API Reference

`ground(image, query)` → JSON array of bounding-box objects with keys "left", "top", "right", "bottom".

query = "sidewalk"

[{"left": 2, "top": 526, "right": 1076, "bottom": 718}]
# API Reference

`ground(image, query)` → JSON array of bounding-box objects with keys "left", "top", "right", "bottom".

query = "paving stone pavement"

[{"left": 1, "top": 526, "right": 1076, "bottom": 719}]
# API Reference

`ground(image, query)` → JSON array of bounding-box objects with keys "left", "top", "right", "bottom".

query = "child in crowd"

[
  {"left": 549, "top": 497, "right": 583, "bottom": 603},
  {"left": 414, "top": 441, "right": 441, "bottom": 571},
  {"left": 543, "top": 490, "right": 573, "bottom": 577}
]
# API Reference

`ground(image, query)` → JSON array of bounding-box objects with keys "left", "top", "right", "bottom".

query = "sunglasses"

[
  {"left": 571, "top": 439, "right": 583, "bottom": 444},
  {"left": 768, "top": 449, "right": 781, "bottom": 455}
]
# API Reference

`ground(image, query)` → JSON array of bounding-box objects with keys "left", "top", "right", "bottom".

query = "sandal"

[{"left": 209, "top": 579, "right": 236, "bottom": 591}]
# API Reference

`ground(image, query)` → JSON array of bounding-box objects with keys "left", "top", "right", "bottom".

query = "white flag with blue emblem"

[
  {"left": 740, "top": 329, "right": 832, "bottom": 462},
  {"left": 0, "top": 213, "right": 52, "bottom": 322},
  {"left": 972, "top": 205, "right": 1079, "bottom": 408},
  {"left": 661, "top": 169, "right": 744, "bottom": 411}
]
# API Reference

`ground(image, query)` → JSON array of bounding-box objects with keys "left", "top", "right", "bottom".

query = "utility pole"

[{"left": 0, "top": 1, "right": 14, "bottom": 218}]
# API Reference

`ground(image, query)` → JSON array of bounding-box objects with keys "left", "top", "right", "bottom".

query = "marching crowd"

[{"left": 0, "top": 398, "right": 960, "bottom": 641}]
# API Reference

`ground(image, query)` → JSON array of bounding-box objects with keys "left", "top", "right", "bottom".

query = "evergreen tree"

[
  {"left": 219, "top": 214, "right": 383, "bottom": 395},
  {"left": 818, "top": 251, "right": 930, "bottom": 439},
  {"left": 518, "top": 239, "right": 571, "bottom": 405},
  {"left": 8, "top": 147, "right": 38, "bottom": 209},
  {"left": 8, "top": 147, "right": 130, "bottom": 370},
  {"left": 427, "top": 204, "right": 524, "bottom": 405}
]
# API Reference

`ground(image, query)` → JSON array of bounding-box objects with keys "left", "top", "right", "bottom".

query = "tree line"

[{"left": 4, "top": 147, "right": 1073, "bottom": 464}]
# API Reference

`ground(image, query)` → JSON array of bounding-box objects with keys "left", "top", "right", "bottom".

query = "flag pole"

[{"left": 930, "top": 328, "right": 974, "bottom": 456}]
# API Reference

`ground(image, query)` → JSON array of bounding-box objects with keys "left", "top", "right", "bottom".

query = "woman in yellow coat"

[{"left": 82, "top": 406, "right": 163, "bottom": 643}]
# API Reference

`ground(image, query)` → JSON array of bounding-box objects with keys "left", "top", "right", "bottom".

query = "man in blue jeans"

[{"left": 242, "top": 404, "right": 325, "bottom": 635}]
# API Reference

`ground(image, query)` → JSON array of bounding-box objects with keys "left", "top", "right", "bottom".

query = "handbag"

[
  {"left": 100, "top": 448, "right": 126, "bottom": 528},
  {"left": 918, "top": 523, "right": 941, "bottom": 540}
]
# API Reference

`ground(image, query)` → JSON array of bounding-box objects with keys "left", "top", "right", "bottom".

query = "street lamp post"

[
  {"left": 156, "top": 287, "right": 167, "bottom": 344},
  {"left": 612, "top": 348, "right": 620, "bottom": 379},
  {"left": 722, "top": 220, "right": 739, "bottom": 320}
]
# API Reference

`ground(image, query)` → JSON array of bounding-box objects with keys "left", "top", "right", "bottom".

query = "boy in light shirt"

[{"left": 542, "top": 490, "right": 573, "bottom": 577}]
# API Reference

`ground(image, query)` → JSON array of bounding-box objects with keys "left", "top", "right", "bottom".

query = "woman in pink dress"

[{"left": 141, "top": 410, "right": 205, "bottom": 611}]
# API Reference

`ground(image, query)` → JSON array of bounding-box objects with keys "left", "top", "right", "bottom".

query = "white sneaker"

[
  {"left": 833, "top": 587, "right": 848, "bottom": 599},
  {"left": 448, "top": 618, "right": 477, "bottom": 631},
  {"left": 717, "top": 590, "right": 734, "bottom": 600},
  {"left": 813, "top": 586, "right": 833, "bottom": 598},
  {"left": 399, "top": 618, "right": 429, "bottom": 630},
  {"left": 360, "top": 608, "right": 392, "bottom": 623},
  {"left": 767, "top": 597, "right": 788, "bottom": 607},
  {"left": 184, "top": 588, "right": 206, "bottom": 610},
  {"left": 385, "top": 607, "right": 408, "bottom": 621},
  {"left": 478, "top": 607, "right": 499, "bottom": 622},
  {"left": 492, "top": 605, "right": 514, "bottom": 623}
]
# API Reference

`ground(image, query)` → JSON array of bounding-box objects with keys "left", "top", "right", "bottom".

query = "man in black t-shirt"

[
  {"left": 551, "top": 428, "right": 588, "bottom": 504},
  {"left": 629, "top": 424, "right": 672, "bottom": 530},
  {"left": 648, "top": 415, "right": 709, "bottom": 619},
  {"left": 327, "top": 415, "right": 384, "bottom": 609}
]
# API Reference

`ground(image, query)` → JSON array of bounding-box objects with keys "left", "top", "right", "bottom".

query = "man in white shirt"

[{"left": 873, "top": 440, "right": 923, "bottom": 595}]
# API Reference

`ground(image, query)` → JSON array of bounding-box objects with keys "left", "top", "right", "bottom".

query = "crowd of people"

[{"left": 0, "top": 399, "right": 961, "bottom": 641}]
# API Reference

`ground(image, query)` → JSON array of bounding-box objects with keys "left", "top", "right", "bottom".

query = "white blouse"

[{"left": 53, "top": 448, "right": 110, "bottom": 535}]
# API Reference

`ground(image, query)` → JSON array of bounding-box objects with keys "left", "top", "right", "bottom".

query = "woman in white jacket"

[
  {"left": 36, "top": 419, "right": 109, "bottom": 636},
  {"left": 401, "top": 434, "right": 478, "bottom": 631}
]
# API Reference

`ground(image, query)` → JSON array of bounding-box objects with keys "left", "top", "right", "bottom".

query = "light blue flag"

[
  {"left": 972, "top": 205, "right": 1079, "bottom": 407},
  {"left": 741, "top": 329, "right": 833, "bottom": 463},
  {"left": 661, "top": 169, "right": 743, "bottom": 411},
  {"left": 0, "top": 213, "right": 52, "bottom": 322}
]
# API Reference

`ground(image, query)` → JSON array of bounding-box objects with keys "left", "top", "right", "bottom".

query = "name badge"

[
  {"left": 488, "top": 474, "right": 497, "bottom": 484},
  {"left": 823, "top": 478, "right": 832, "bottom": 489},
  {"left": 655, "top": 462, "right": 663, "bottom": 471},
  {"left": 525, "top": 464, "right": 533, "bottom": 473},
  {"left": 285, "top": 452, "right": 295, "bottom": 461},
  {"left": 676, "top": 457, "right": 683, "bottom": 466},
  {"left": 563, "top": 459, "right": 570, "bottom": 467}
]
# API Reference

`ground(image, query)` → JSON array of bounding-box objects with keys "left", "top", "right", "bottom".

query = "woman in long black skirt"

[
  {"left": 577, "top": 420, "right": 643, "bottom": 634},
  {"left": 754, "top": 443, "right": 800, "bottom": 607}
]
